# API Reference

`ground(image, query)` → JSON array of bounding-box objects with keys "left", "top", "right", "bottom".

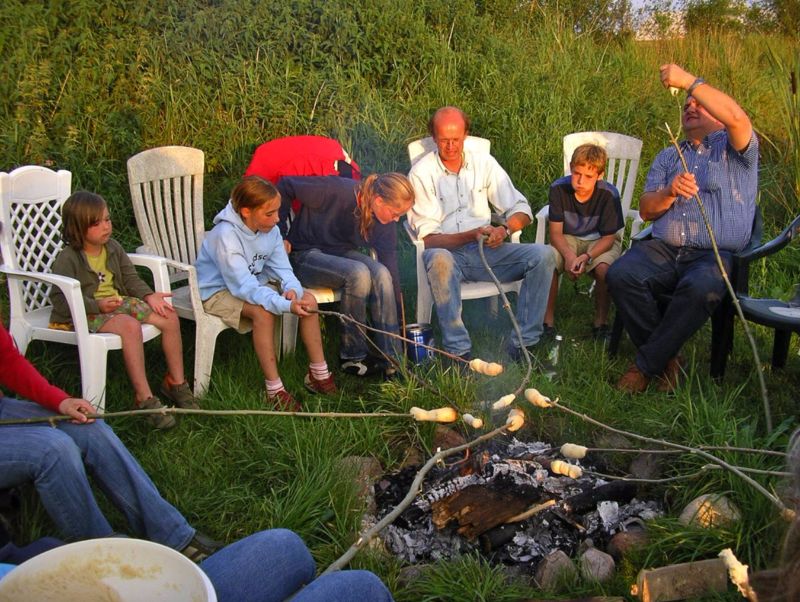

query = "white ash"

[
  {"left": 375, "top": 437, "right": 663, "bottom": 568},
  {"left": 383, "top": 523, "right": 475, "bottom": 563}
]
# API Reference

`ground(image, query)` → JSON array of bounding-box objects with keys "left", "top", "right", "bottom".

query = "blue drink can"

[{"left": 404, "top": 323, "right": 434, "bottom": 364}]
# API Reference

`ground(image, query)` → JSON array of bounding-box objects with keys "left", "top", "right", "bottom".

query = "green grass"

[{"left": 2, "top": 1, "right": 800, "bottom": 599}]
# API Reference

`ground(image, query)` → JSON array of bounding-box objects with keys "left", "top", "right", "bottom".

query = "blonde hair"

[
  {"left": 570, "top": 144, "right": 607, "bottom": 175},
  {"left": 61, "top": 191, "right": 108, "bottom": 249},
  {"left": 231, "top": 176, "right": 279, "bottom": 214},
  {"left": 356, "top": 173, "right": 414, "bottom": 240}
]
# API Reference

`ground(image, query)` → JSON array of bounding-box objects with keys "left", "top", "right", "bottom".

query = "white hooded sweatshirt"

[{"left": 195, "top": 201, "right": 303, "bottom": 315}]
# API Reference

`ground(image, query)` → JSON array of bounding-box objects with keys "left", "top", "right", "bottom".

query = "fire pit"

[{"left": 373, "top": 436, "right": 662, "bottom": 570}]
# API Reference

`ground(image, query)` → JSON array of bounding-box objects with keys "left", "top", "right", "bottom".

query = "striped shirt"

[{"left": 646, "top": 129, "right": 758, "bottom": 252}]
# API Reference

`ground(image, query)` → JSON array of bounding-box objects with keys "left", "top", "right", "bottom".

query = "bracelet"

[{"left": 687, "top": 77, "right": 706, "bottom": 96}]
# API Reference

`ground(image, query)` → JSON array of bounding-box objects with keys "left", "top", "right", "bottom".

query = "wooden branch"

[
  {"left": 547, "top": 399, "right": 792, "bottom": 517},
  {"left": 0, "top": 407, "right": 411, "bottom": 427},
  {"left": 664, "top": 122, "right": 772, "bottom": 433}
]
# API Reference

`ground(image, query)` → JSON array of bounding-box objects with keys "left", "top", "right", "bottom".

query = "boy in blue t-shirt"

[{"left": 543, "top": 144, "right": 624, "bottom": 339}]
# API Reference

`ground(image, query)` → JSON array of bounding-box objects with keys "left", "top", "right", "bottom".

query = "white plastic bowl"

[{"left": 0, "top": 537, "right": 216, "bottom": 601}]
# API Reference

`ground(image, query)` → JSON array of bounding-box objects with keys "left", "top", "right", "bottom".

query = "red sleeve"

[{"left": 0, "top": 326, "right": 69, "bottom": 411}]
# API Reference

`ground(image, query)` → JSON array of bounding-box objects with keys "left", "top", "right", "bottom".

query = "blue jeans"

[
  {"left": 423, "top": 241, "right": 555, "bottom": 355},
  {"left": 291, "top": 249, "right": 400, "bottom": 360},
  {"left": 200, "top": 529, "right": 394, "bottom": 602},
  {"left": 607, "top": 239, "right": 732, "bottom": 377},
  {"left": 0, "top": 398, "right": 195, "bottom": 550}
]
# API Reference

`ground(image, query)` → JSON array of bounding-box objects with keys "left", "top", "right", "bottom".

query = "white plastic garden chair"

[
  {"left": 406, "top": 136, "right": 522, "bottom": 325},
  {"left": 127, "top": 146, "right": 325, "bottom": 395},
  {"left": 0, "top": 166, "right": 169, "bottom": 411},
  {"left": 534, "top": 131, "right": 643, "bottom": 246}
]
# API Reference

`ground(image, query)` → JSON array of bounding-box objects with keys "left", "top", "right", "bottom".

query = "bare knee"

[
  {"left": 148, "top": 311, "right": 180, "bottom": 333},
  {"left": 250, "top": 306, "right": 277, "bottom": 330},
  {"left": 102, "top": 315, "right": 144, "bottom": 343}
]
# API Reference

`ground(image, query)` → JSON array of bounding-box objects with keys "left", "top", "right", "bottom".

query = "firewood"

[{"left": 430, "top": 485, "right": 533, "bottom": 540}]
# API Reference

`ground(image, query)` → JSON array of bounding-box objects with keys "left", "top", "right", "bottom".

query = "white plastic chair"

[
  {"left": 534, "top": 132, "right": 643, "bottom": 245},
  {"left": 127, "top": 146, "right": 323, "bottom": 395},
  {"left": 406, "top": 136, "right": 523, "bottom": 325},
  {"left": 0, "top": 166, "right": 169, "bottom": 411}
]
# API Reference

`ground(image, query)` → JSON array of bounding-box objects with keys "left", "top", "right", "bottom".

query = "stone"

[
  {"left": 433, "top": 425, "right": 467, "bottom": 450},
  {"left": 397, "top": 564, "right": 428, "bottom": 588},
  {"left": 678, "top": 493, "right": 741, "bottom": 528},
  {"left": 594, "top": 432, "right": 633, "bottom": 450},
  {"left": 631, "top": 558, "right": 728, "bottom": 601},
  {"left": 579, "top": 548, "right": 616, "bottom": 583},
  {"left": 534, "top": 549, "right": 578, "bottom": 591},
  {"left": 629, "top": 453, "right": 662, "bottom": 480},
  {"left": 399, "top": 445, "right": 424, "bottom": 468},
  {"left": 339, "top": 456, "right": 382, "bottom": 514},
  {"left": 607, "top": 528, "right": 649, "bottom": 561}
]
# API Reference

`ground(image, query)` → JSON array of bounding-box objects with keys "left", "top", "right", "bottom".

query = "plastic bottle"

[
  {"left": 549, "top": 335, "right": 563, "bottom": 366},
  {"left": 544, "top": 335, "right": 563, "bottom": 381}
]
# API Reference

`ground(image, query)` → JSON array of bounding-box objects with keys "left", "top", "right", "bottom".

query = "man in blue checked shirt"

[{"left": 607, "top": 63, "right": 758, "bottom": 394}]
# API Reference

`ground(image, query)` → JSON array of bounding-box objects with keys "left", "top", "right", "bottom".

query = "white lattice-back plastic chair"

[
  {"left": 128, "top": 146, "right": 302, "bottom": 395},
  {"left": 0, "top": 166, "right": 168, "bottom": 410},
  {"left": 534, "top": 132, "right": 643, "bottom": 245},
  {"left": 406, "top": 136, "right": 522, "bottom": 325}
]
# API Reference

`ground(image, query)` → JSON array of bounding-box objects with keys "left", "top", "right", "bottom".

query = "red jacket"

[
  {"left": 244, "top": 136, "right": 361, "bottom": 184},
  {"left": 245, "top": 136, "right": 361, "bottom": 215},
  {"left": 0, "top": 326, "right": 69, "bottom": 411}
]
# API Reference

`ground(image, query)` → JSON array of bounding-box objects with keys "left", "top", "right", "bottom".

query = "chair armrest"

[
  {"left": 626, "top": 209, "right": 645, "bottom": 239},
  {"left": 534, "top": 205, "right": 549, "bottom": 245},
  {"left": 631, "top": 224, "right": 653, "bottom": 242},
  {"left": 0, "top": 266, "right": 94, "bottom": 336},
  {"left": 128, "top": 253, "right": 171, "bottom": 294},
  {"left": 403, "top": 220, "right": 425, "bottom": 252},
  {"left": 734, "top": 214, "right": 800, "bottom": 264}
]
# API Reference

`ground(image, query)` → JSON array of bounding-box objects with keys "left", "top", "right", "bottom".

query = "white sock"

[
  {"left": 265, "top": 378, "right": 285, "bottom": 398},
  {"left": 308, "top": 362, "right": 331, "bottom": 381}
]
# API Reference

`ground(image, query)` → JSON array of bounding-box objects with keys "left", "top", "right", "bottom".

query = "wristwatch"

[
  {"left": 687, "top": 77, "right": 706, "bottom": 95},
  {"left": 503, "top": 226, "right": 511, "bottom": 238},
  {"left": 585, "top": 251, "right": 593, "bottom": 265}
]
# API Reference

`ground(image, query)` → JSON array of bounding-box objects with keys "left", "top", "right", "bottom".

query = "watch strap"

[{"left": 687, "top": 77, "right": 706, "bottom": 95}]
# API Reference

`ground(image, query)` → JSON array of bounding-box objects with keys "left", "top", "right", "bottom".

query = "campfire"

[{"left": 373, "top": 435, "right": 662, "bottom": 569}]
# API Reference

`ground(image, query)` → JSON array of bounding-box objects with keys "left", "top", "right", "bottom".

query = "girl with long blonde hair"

[{"left": 277, "top": 173, "right": 414, "bottom": 376}]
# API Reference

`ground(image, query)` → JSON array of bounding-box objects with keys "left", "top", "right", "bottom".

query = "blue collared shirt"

[{"left": 646, "top": 129, "right": 758, "bottom": 252}]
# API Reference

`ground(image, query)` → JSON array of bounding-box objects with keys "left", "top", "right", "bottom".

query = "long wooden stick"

[
  {"left": 664, "top": 123, "right": 772, "bottom": 433},
  {"left": 0, "top": 407, "right": 411, "bottom": 426},
  {"left": 547, "top": 398, "right": 791, "bottom": 517}
]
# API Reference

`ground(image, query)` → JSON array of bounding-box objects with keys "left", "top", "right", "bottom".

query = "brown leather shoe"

[
  {"left": 657, "top": 356, "right": 685, "bottom": 393},
  {"left": 616, "top": 363, "right": 650, "bottom": 394}
]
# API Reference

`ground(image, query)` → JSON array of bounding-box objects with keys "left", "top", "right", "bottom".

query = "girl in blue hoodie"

[{"left": 195, "top": 177, "right": 336, "bottom": 410}]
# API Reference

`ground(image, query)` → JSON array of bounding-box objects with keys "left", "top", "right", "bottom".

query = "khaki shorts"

[
  {"left": 550, "top": 234, "right": 622, "bottom": 274},
  {"left": 202, "top": 290, "right": 251, "bottom": 333}
]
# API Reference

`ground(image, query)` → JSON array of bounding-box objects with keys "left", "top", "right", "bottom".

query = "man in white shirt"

[{"left": 407, "top": 106, "right": 555, "bottom": 361}]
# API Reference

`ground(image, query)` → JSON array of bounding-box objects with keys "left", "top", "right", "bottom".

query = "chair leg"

[
  {"left": 710, "top": 300, "right": 734, "bottom": 380},
  {"left": 8, "top": 321, "right": 33, "bottom": 356},
  {"left": 80, "top": 341, "right": 109, "bottom": 412},
  {"left": 608, "top": 313, "right": 624, "bottom": 356},
  {"left": 772, "top": 330, "right": 792, "bottom": 369},
  {"left": 281, "top": 313, "right": 299, "bottom": 357},
  {"left": 192, "top": 324, "right": 222, "bottom": 398}
]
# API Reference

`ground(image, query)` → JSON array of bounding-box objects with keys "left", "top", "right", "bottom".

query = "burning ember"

[{"left": 374, "top": 436, "right": 662, "bottom": 568}]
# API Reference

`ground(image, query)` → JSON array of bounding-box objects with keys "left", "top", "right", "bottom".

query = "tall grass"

[{"left": 2, "top": 1, "right": 800, "bottom": 599}]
